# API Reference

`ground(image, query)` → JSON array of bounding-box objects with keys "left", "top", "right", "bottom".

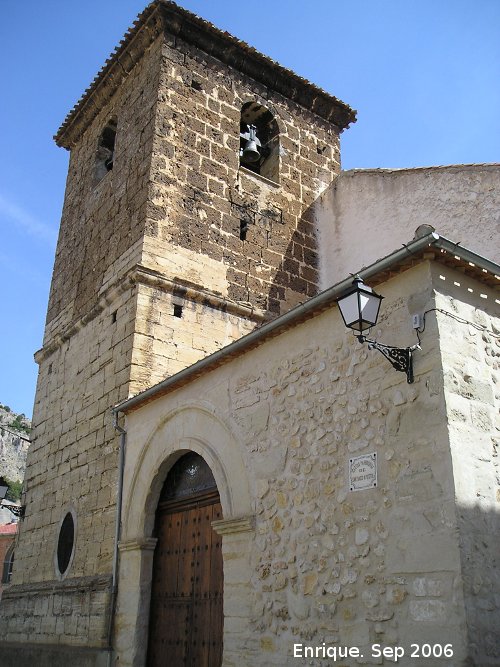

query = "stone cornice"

[
  {"left": 2, "top": 574, "right": 112, "bottom": 599},
  {"left": 131, "top": 264, "right": 267, "bottom": 322},
  {"left": 35, "top": 262, "right": 266, "bottom": 364},
  {"left": 118, "top": 537, "right": 158, "bottom": 552},
  {"left": 55, "top": 1, "right": 355, "bottom": 149},
  {"left": 114, "top": 231, "right": 499, "bottom": 415},
  {"left": 34, "top": 273, "right": 136, "bottom": 364}
]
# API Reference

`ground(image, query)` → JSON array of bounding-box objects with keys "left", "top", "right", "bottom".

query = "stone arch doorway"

[{"left": 147, "top": 451, "right": 224, "bottom": 667}]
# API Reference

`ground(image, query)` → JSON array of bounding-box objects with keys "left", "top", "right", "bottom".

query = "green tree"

[
  {"left": 5, "top": 478, "right": 22, "bottom": 502},
  {"left": 8, "top": 413, "right": 31, "bottom": 436}
]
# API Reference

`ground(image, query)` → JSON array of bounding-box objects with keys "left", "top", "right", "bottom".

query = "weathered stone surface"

[
  {"left": 113, "top": 262, "right": 499, "bottom": 667},
  {"left": 3, "top": 4, "right": 499, "bottom": 667},
  {"left": 2, "top": 3, "right": 345, "bottom": 657}
]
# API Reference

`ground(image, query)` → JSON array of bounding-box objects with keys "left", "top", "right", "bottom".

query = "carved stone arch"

[
  {"left": 115, "top": 402, "right": 255, "bottom": 667},
  {"left": 238, "top": 95, "right": 286, "bottom": 134},
  {"left": 121, "top": 401, "right": 252, "bottom": 544}
]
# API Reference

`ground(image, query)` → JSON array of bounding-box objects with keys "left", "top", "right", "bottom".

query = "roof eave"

[{"left": 55, "top": 0, "right": 355, "bottom": 149}]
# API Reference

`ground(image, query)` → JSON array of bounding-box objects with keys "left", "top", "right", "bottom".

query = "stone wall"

[
  {"left": 1, "top": 8, "right": 349, "bottom": 660},
  {"left": 0, "top": 283, "right": 135, "bottom": 652},
  {"left": 142, "top": 34, "right": 341, "bottom": 318},
  {"left": 128, "top": 30, "right": 343, "bottom": 393},
  {"left": 129, "top": 280, "right": 259, "bottom": 393},
  {"left": 434, "top": 263, "right": 500, "bottom": 665},
  {"left": 46, "top": 35, "right": 163, "bottom": 334},
  {"left": 0, "top": 575, "right": 112, "bottom": 650},
  {"left": 317, "top": 164, "right": 500, "bottom": 288},
  {"left": 117, "top": 262, "right": 495, "bottom": 666},
  {"left": 15, "top": 282, "right": 137, "bottom": 586}
]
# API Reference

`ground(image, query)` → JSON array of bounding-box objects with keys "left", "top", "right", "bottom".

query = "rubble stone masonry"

[
  {"left": 115, "top": 262, "right": 500, "bottom": 666},
  {"left": 434, "top": 263, "right": 500, "bottom": 666}
]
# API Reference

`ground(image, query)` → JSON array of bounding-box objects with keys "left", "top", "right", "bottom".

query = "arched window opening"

[
  {"left": 239, "top": 102, "right": 280, "bottom": 183},
  {"left": 94, "top": 118, "right": 117, "bottom": 183},
  {"left": 57, "top": 511, "right": 75, "bottom": 576},
  {"left": 2, "top": 543, "right": 14, "bottom": 584}
]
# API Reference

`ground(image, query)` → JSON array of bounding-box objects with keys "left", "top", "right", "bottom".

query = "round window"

[{"left": 57, "top": 512, "right": 75, "bottom": 575}]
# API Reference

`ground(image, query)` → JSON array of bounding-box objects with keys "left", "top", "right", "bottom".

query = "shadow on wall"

[{"left": 456, "top": 500, "right": 500, "bottom": 664}]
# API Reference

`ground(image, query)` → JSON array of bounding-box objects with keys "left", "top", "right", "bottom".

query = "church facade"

[
  {"left": 0, "top": 2, "right": 499, "bottom": 666},
  {"left": 114, "top": 234, "right": 499, "bottom": 667}
]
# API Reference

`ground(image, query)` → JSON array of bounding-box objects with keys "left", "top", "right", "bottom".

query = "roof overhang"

[
  {"left": 113, "top": 231, "right": 499, "bottom": 415},
  {"left": 55, "top": 0, "right": 356, "bottom": 149}
]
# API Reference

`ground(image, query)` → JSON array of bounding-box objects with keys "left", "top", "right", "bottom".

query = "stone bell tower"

[{"left": 0, "top": 2, "right": 354, "bottom": 664}]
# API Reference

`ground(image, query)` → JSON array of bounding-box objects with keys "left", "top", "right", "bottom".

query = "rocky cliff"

[{"left": 0, "top": 404, "right": 30, "bottom": 484}]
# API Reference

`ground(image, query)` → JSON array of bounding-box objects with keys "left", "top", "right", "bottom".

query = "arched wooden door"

[{"left": 147, "top": 453, "right": 224, "bottom": 667}]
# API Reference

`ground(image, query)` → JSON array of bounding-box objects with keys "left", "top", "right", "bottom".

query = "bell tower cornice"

[{"left": 54, "top": 0, "right": 355, "bottom": 150}]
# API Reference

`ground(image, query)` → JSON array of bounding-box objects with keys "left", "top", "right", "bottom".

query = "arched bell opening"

[
  {"left": 94, "top": 117, "right": 117, "bottom": 183},
  {"left": 146, "top": 451, "right": 224, "bottom": 667},
  {"left": 239, "top": 101, "right": 280, "bottom": 183}
]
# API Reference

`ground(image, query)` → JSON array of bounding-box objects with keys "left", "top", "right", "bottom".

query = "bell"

[
  {"left": 240, "top": 124, "right": 262, "bottom": 164},
  {"left": 242, "top": 139, "right": 261, "bottom": 163}
]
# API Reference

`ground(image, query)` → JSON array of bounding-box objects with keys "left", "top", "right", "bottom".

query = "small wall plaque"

[{"left": 349, "top": 452, "right": 377, "bottom": 492}]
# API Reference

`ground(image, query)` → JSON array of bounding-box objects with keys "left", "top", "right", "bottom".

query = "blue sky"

[{"left": 1, "top": 0, "right": 499, "bottom": 417}]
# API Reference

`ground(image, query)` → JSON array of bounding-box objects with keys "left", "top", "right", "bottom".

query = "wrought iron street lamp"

[{"left": 337, "top": 277, "right": 419, "bottom": 384}]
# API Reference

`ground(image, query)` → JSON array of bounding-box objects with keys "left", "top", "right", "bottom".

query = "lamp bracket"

[
  {"left": 359, "top": 337, "right": 420, "bottom": 384},
  {"left": 0, "top": 502, "right": 25, "bottom": 519}
]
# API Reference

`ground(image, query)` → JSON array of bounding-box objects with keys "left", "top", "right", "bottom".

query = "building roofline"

[
  {"left": 113, "top": 231, "right": 499, "bottom": 415},
  {"left": 55, "top": 1, "right": 356, "bottom": 149},
  {"left": 341, "top": 163, "right": 500, "bottom": 177}
]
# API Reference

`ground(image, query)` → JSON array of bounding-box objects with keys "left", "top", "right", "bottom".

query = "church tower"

[{"left": 0, "top": 2, "right": 354, "bottom": 664}]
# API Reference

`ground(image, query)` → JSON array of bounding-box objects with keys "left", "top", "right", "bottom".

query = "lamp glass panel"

[
  {"left": 359, "top": 291, "right": 381, "bottom": 328},
  {"left": 338, "top": 292, "right": 361, "bottom": 328},
  {"left": 0, "top": 483, "right": 8, "bottom": 501}
]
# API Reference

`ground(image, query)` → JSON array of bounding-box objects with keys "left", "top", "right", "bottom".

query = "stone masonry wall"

[
  {"left": 1, "top": 15, "right": 347, "bottom": 659},
  {"left": 1, "top": 575, "right": 112, "bottom": 651},
  {"left": 120, "top": 262, "right": 477, "bottom": 666},
  {"left": 45, "top": 34, "right": 163, "bottom": 336},
  {"left": 0, "top": 284, "right": 137, "bottom": 648},
  {"left": 127, "top": 29, "right": 343, "bottom": 394},
  {"left": 0, "top": 33, "right": 165, "bottom": 650},
  {"left": 142, "top": 33, "right": 341, "bottom": 318},
  {"left": 434, "top": 264, "right": 500, "bottom": 665},
  {"left": 128, "top": 281, "right": 259, "bottom": 393},
  {"left": 228, "top": 266, "right": 465, "bottom": 666}
]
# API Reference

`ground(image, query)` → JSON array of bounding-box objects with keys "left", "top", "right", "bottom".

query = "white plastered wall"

[{"left": 317, "top": 164, "right": 500, "bottom": 289}]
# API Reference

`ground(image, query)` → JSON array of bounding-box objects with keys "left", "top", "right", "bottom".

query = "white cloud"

[{"left": 0, "top": 193, "right": 57, "bottom": 244}]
